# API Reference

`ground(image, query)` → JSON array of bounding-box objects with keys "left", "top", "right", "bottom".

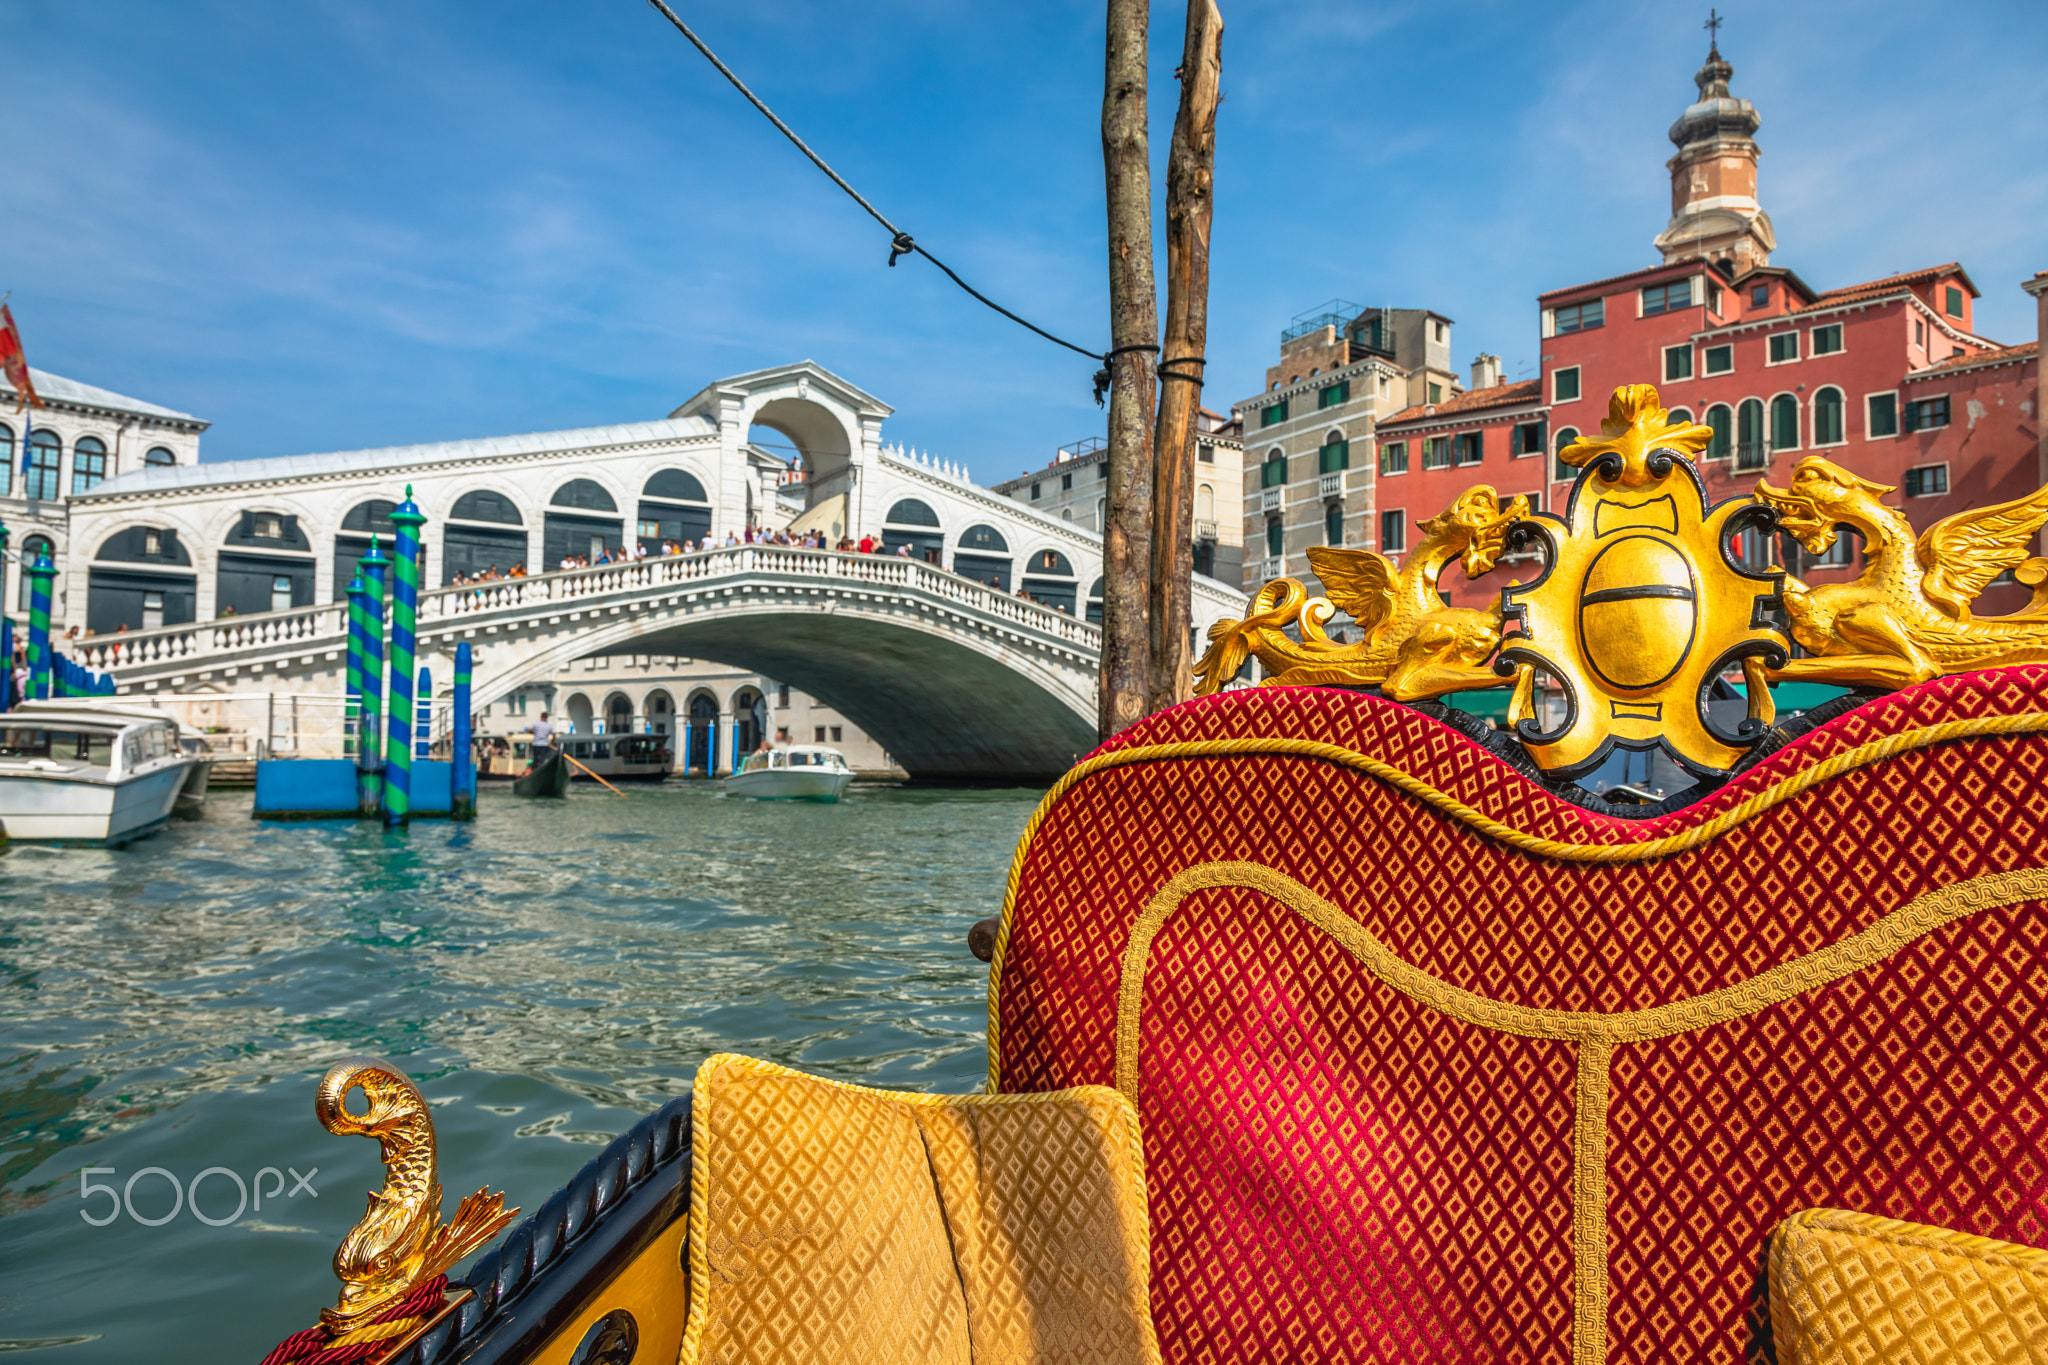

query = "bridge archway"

[
  {"left": 564, "top": 692, "right": 595, "bottom": 735},
  {"left": 749, "top": 395, "right": 859, "bottom": 534}
]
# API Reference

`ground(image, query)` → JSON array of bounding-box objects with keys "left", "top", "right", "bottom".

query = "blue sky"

[{"left": 4, "top": 0, "right": 2043, "bottom": 484}]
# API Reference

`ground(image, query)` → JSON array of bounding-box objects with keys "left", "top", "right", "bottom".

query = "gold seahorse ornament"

[
  {"left": 1193, "top": 486, "right": 1529, "bottom": 699},
  {"left": 316, "top": 1057, "right": 519, "bottom": 1328},
  {"left": 1755, "top": 457, "right": 2048, "bottom": 690}
]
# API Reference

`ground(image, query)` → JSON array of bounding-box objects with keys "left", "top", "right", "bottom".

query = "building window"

[
  {"left": 1380, "top": 510, "right": 1406, "bottom": 555},
  {"left": 1512, "top": 421, "right": 1544, "bottom": 456},
  {"left": 1554, "top": 299, "right": 1604, "bottom": 334},
  {"left": 72, "top": 436, "right": 107, "bottom": 493},
  {"left": 1097, "top": 462, "right": 1108, "bottom": 481},
  {"left": 814, "top": 726, "right": 826, "bottom": 742},
  {"left": 1454, "top": 431, "right": 1483, "bottom": 466},
  {"left": 1705, "top": 404, "right": 1733, "bottom": 460},
  {"left": 1813, "top": 387, "right": 1845, "bottom": 445},
  {"left": 270, "top": 575, "right": 294, "bottom": 614},
  {"left": 1704, "top": 344, "right": 1733, "bottom": 375},
  {"left": 1812, "top": 323, "right": 1843, "bottom": 356},
  {"left": 145, "top": 446, "right": 176, "bottom": 467},
  {"left": 1904, "top": 395, "right": 1951, "bottom": 431},
  {"left": 1668, "top": 407, "right": 1692, "bottom": 425},
  {"left": 1433, "top": 321, "right": 1445, "bottom": 343},
  {"left": 637, "top": 519, "right": 661, "bottom": 539},
  {"left": 1319, "top": 438, "right": 1349, "bottom": 473},
  {"left": 1770, "top": 394, "right": 1800, "bottom": 451},
  {"left": 1914, "top": 320, "right": 1926, "bottom": 347},
  {"left": 1803, "top": 535, "right": 1854, "bottom": 569},
  {"left": 25, "top": 430, "right": 60, "bottom": 502},
  {"left": 1768, "top": 333, "right": 1799, "bottom": 364},
  {"left": 1261, "top": 452, "right": 1287, "bottom": 488},
  {"left": 1325, "top": 504, "right": 1344, "bottom": 546},
  {"left": 1197, "top": 443, "right": 1214, "bottom": 463},
  {"left": 1380, "top": 441, "right": 1408, "bottom": 475},
  {"left": 1945, "top": 286, "right": 1964, "bottom": 318},
  {"left": 1029, "top": 482, "right": 1041, "bottom": 501},
  {"left": 1750, "top": 284, "right": 1770, "bottom": 308},
  {"left": 1427, "top": 382, "right": 1443, "bottom": 405},
  {"left": 1318, "top": 380, "right": 1349, "bottom": 409},
  {"left": 0, "top": 423, "right": 11, "bottom": 497},
  {"left": 1708, "top": 284, "right": 1723, "bottom": 314},
  {"left": 1904, "top": 464, "right": 1949, "bottom": 497},
  {"left": 1266, "top": 517, "right": 1283, "bottom": 558},
  {"left": 1736, "top": 398, "right": 1765, "bottom": 470},
  {"left": 1261, "top": 400, "right": 1288, "bottom": 427},
  {"left": 253, "top": 513, "right": 285, "bottom": 539},
  {"left": 142, "top": 591, "right": 165, "bottom": 631},
  {"left": 1056, "top": 472, "right": 1070, "bottom": 492},
  {"left": 1664, "top": 344, "right": 1693, "bottom": 382},
  {"left": 1422, "top": 436, "right": 1452, "bottom": 470},
  {"left": 1867, "top": 392, "right": 1899, "bottom": 438},
  {"left": 143, "top": 529, "right": 163, "bottom": 556},
  {"left": 1552, "top": 427, "right": 1580, "bottom": 481},
  {"left": 778, "top": 683, "right": 791, "bottom": 707},
  {"left": 1554, "top": 366, "right": 1581, "bottom": 403},
  {"left": 1642, "top": 280, "right": 1693, "bottom": 315},
  {"left": 830, "top": 726, "right": 842, "bottom": 742}
]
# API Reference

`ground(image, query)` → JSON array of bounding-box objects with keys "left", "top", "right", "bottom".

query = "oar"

[{"left": 561, "top": 749, "right": 628, "bottom": 798}]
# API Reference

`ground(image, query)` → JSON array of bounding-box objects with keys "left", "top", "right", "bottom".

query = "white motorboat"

[
  {"left": 0, "top": 703, "right": 213, "bottom": 845},
  {"left": 723, "top": 745, "right": 855, "bottom": 802}
]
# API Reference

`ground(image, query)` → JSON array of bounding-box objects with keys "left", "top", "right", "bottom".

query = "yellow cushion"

[
  {"left": 1769, "top": 1209, "right": 2048, "bottom": 1363},
  {"left": 679, "top": 1054, "right": 1158, "bottom": 1365}
]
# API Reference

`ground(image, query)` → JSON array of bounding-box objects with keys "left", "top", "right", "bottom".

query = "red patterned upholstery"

[{"left": 989, "top": 669, "right": 2048, "bottom": 1363}]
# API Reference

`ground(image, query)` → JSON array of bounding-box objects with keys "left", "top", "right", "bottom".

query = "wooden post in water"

[
  {"left": 1099, "top": 0, "right": 1159, "bottom": 741},
  {"left": 1148, "top": 0, "right": 1223, "bottom": 713}
]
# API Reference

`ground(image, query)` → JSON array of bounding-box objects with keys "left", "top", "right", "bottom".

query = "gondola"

[
  {"left": 254, "top": 390, "right": 2048, "bottom": 1364},
  {"left": 509, "top": 746, "right": 570, "bottom": 798}
]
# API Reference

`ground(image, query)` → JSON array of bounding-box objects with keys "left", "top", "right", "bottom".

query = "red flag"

[{"left": 0, "top": 305, "right": 43, "bottom": 414}]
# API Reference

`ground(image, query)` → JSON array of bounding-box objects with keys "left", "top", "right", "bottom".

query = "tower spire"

[{"left": 1654, "top": 22, "right": 1774, "bottom": 271}]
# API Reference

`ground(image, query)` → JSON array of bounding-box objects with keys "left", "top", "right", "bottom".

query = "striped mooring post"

[
  {"left": 1, "top": 617, "right": 13, "bottom": 711},
  {"left": 25, "top": 553, "right": 56, "bottom": 702},
  {"left": 452, "top": 642, "right": 474, "bottom": 820},
  {"left": 344, "top": 572, "right": 367, "bottom": 760},
  {"left": 382, "top": 490, "right": 426, "bottom": 824},
  {"left": 358, "top": 539, "right": 390, "bottom": 816},
  {"left": 414, "top": 666, "right": 432, "bottom": 760}
]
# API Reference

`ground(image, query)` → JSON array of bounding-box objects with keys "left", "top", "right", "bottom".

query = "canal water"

[{"left": 0, "top": 780, "right": 1039, "bottom": 1362}]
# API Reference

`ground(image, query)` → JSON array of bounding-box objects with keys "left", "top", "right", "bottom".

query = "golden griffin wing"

[
  {"left": 1915, "top": 483, "right": 2048, "bottom": 620},
  {"left": 1303, "top": 546, "right": 1399, "bottom": 636}
]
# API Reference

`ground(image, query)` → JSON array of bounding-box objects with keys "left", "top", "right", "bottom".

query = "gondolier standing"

[{"left": 523, "top": 712, "right": 557, "bottom": 769}]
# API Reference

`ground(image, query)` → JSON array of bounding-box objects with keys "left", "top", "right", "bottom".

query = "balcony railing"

[
  {"left": 1260, "top": 487, "right": 1284, "bottom": 513},
  {"left": 1194, "top": 519, "right": 1219, "bottom": 543},
  {"left": 1733, "top": 440, "right": 1770, "bottom": 474},
  {"left": 1318, "top": 472, "right": 1344, "bottom": 500}
]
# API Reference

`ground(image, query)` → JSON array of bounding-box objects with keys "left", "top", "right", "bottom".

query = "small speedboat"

[
  {"left": 0, "top": 703, "right": 211, "bottom": 845},
  {"left": 512, "top": 745, "right": 572, "bottom": 798},
  {"left": 723, "top": 744, "right": 854, "bottom": 801}
]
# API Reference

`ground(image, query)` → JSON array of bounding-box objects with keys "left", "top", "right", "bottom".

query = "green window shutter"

[
  {"left": 1320, "top": 440, "right": 1349, "bottom": 473},
  {"left": 1261, "top": 399, "right": 1289, "bottom": 427},
  {"left": 1266, "top": 519, "right": 1284, "bottom": 556}
]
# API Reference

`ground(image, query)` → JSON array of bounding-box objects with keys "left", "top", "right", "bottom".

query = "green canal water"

[{"left": 0, "top": 780, "right": 1039, "bottom": 1362}]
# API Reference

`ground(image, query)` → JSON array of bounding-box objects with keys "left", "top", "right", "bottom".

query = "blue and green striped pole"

[
  {"left": 1, "top": 617, "right": 13, "bottom": 711},
  {"left": 344, "top": 572, "right": 367, "bottom": 760},
  {"left": 26, "top": 553, "right": 55, "bottom": 702},
  {"left": 383, "top": 489, "right": 425, "bottom": 824},
  {"left": 415, "top": 666, "right": 432, "bottom": 760},
  {"left": 359, "top": 539, "right": 389, "bottom": 816},
  {"left": 452, "top": 642, "right": 474, "bottom": 820}
]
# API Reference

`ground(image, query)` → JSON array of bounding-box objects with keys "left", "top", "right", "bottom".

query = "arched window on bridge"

[
  {"left": 882, "top": 498, "right": 944, "bottom": 562},
  {"left": 1020, "top": 547, "right": 1077, "bottom": 614},
  {"left": 218, "top": 510, "right": 313, "bottom": 618},
  {"left": 335, "top": 499, "right": 397, "bottom": 601},
  {"left": 639, "top": 469, "right": 712, "bottom": 554},
  {"left": 88, "top": 525, "right": 195, "bottom": 634},
  {"left": 603, "top": 692, "right": 635, "bottom": 736},
  {"left": 546, "top": 479, "right": 624, "bottom": 568},
  {"left": 1086, "top": 577, "right": 1105, "bottom": 625},
  {"left": 954, "top": 524, "right": 1011, "bottom": 591},
  {"left": 17, "top": 534, "right": 55, "bottom": 613},
  {"left": 444, "top": 490, "right": 528, "bottom": 584}
]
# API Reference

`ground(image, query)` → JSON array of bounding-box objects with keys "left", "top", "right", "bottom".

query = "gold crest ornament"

[
  {"left": 1755, "top": 456, "right": 2048, "bottom": 689},
  {"left": 1192, "top": 487, "right": 1529, "bottom": 700},
  {"left": 1500, "top": 385, "right": 1786, "bottom": 778},
  {"left": 315, "top": 1057, "right": 519, "bottom": 1328}
]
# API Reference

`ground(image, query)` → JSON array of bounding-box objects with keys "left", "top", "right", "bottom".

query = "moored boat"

[
  {"left": 510, "top": 746, "right": 571, "bottom": 798},
  {"left": 562, "top": 733, "right": 671, "bottom": 782},
  {"left": 722, "top": 744, "right": 853, "bottom": 801},
  {"left": 0, "top": 703, "right": 209, "bottom": 845}
]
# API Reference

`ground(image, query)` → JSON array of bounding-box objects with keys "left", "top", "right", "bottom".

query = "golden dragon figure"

[
  {"left": 316, "top": 1058, "right": 519, "bottom": 1328},
  {"left": 1193, "top": 486, "right": 1530, "bottom": 699},
  {"left": 1754, "top": 456, "right": 2048, "bottom": 690}
]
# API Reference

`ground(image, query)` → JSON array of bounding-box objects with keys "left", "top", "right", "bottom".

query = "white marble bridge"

[{"left": 77, "top": 545, "right": 1246, "bottom": 779}]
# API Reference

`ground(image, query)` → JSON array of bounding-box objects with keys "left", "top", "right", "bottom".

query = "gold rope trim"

[
  {"left": 1111, "top": 862, "right": 2048, "bottom": 1364},
  {"left": 986, "top": 711, "right": 2048, "bottom": 1088},
  {"left": 1573, "top": 1039, "right": 1612, "bottom": 1365}
]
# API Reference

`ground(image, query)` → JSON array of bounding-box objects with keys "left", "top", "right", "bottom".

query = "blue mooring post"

[
  {"left": 358, "top": 540, "right": 389, "bottom": 817},
  {"left": 26, "top": 553, "right": 56, "bottom": 702},
  {"left": 452, "top": 642, "right": 474, "bottom": 820},
  {"left": 1, "top": 617, "right": 13, "bottom": 711},
  {"left": 415, "top": 666, "right": 432, "bottom": 760},
  {"left": 382, "top": 490, "right": 425, "bottom": 825}
]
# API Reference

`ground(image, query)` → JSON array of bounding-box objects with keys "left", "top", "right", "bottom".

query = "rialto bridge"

[{"left": 44, "top": 361, "right": 1247, "bottom": 779}]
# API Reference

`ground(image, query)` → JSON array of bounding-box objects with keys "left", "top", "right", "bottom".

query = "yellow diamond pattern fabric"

[
  {"left": 1768, "top": 1209, "right": 2048, "bottom": 1363},
  {"left": 680, "top": 1054, "right": 1159, "bottom": 1365}
]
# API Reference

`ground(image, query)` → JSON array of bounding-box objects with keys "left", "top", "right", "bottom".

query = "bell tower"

[{"left": 1653, "top": 17, "right": 1774, "bottom": 272}]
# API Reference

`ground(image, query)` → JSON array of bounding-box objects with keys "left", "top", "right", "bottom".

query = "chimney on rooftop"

[{"left": 1470, "top": 354, "right": 1502, "bottom": 392}]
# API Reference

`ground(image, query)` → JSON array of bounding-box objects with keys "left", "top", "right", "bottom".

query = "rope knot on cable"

[{"left": 887, "top": 233, "right": 915, "bottom": 268}]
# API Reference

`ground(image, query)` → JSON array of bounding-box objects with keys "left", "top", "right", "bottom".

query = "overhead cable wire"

[{"left": 640, "top": 0, "right": 1150, "bottom": 398}]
